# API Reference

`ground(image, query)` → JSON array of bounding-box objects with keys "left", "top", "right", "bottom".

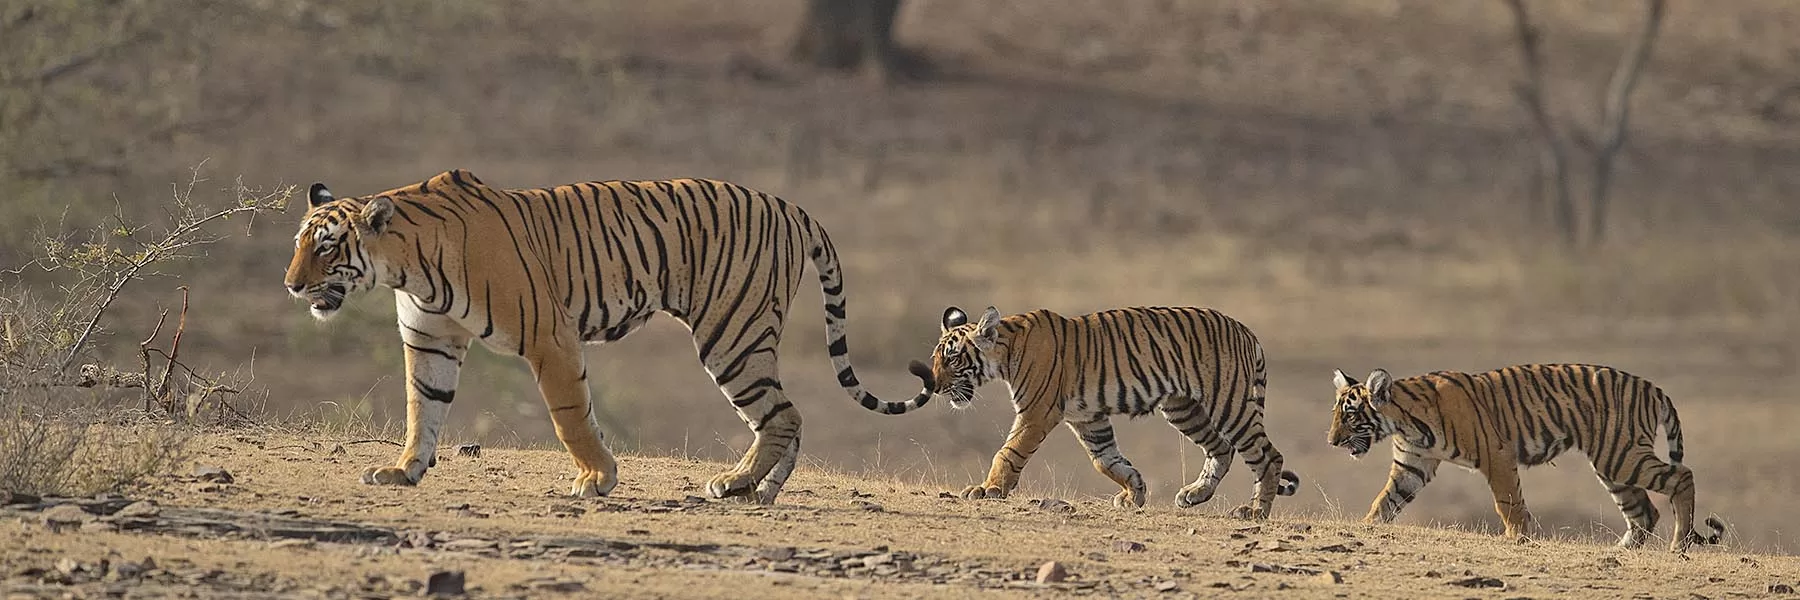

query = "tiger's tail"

[
  {"left": 1659, "top": 387, "right": 1686, "bottom": 465},
  {"left": 804, "top": 218, "right": 934, "bottom": 415}
]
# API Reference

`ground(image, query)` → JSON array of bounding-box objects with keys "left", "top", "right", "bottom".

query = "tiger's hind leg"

[
  {"left": 1226, "top": 413, "right": 1290, "bottom": 520},
  {"left": 1159, "top": 396, "right": 1234, "bottom": 510},
  {"left": 1066, "top": 418, "right": 1146, "bottom": 509},
  {"left": 1595, "top": 475, "right": 1658, "bottom": 548},
  {"left": 749, "top": 431, "right": 801, "bottom": 505},
  {"left": 1601, "top": 445, "right": 1722, "bottom": 552},
  {"left": 687, "top": 312, "right": 800, "bottom": 504}
]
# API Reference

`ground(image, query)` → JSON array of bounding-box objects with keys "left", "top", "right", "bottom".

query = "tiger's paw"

[
  {"left": 1111, "top": 489, "right": 1145, "bottom": 510},
  {"left": 705, "top": 469, "right": 758, "bottom": 500},
  {"left": 1174, "top": 482, "right": 1217, "bottom": 508},
  {"left": 960, "top": 484, "right": 1006, "bottom": 500},
  {"left": 1228, "top": 504, "right": 1268, "bottom": 520},
  {"left": 360, "top": 466, "right": 418, "bottom": 486},
  {"left": 568, "top": 468, "right": 618, "bottom": 498}
]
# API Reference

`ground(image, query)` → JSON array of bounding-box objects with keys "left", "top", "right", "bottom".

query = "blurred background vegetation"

[{"left": 4, "top": 0, "right": 1800, "bottom": 552}]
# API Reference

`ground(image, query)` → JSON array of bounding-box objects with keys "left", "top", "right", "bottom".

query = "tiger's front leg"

[
  {"left": 529, "top": 338, "right": 619, "bottom": 498},
  {"left": 1364, "top": 447, "right": 1440, "bottom": 524},
  {"left": 363, "top": 300, "right": 471, "bottom": 487},
  {"left": 964, "top": 412, "right": 1056, "bottom": 500}
]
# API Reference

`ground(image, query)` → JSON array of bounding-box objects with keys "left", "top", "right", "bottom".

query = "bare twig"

[
  {"left": 137, "top": 308, "right": 169, "bottom": 412},
  {"left": 1587, "top": 0, "right": 1665, "bottom": 248},
  {"left": 59, "top": 204, "right": 264, "bottom": 371},
  {"left": 343, "top": 439, "right": 404, "bottom": 447},
  {"left": 155, "top": 286, "right": 190, "bottom": 401}
]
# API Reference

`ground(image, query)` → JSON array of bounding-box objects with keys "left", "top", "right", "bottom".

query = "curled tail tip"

[
  {"left": 907, "top": 359, "right": 936, "bottom": 389},
  {"left": 1702, "top": 516, "right": 1726, "bottom": 545},
  {"left": 1276, "top": 471, "right": 1301, "bottom": 496}
]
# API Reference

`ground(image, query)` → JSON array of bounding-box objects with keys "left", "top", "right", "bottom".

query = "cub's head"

[
  {"left": 283, "top": 182, "right": 397, "bottom": 320},
  {"left": 907, "top": 306, "right": 1005, "bottom": 409},
  {"left": 1327, "top": 368, "right": 1396, "bottom": 458}
]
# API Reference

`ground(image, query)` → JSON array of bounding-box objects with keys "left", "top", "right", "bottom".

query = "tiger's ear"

[
  {"left": 356, "top": 196, "right": 395, "bottom": 235},
  {"left": 308, "top": 183, "right": 335, "bottom": 208},
  {"left": 1365, "top": 369, "right": 1393, "bottom": 406},
  {"left": 974, "top": 306, "right": 1001, "bottom": 339},
  {"left": 1332, "top": 368, "right": 1356, "bottom": 390},
  {"left": 941, "top": 306, "right": 968, "bottom": 332}
]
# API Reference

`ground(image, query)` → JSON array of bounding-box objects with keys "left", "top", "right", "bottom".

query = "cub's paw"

[
  {"left": 1174, "top": 483, "right": 1217, "bottom": 508},
  {"left": 960, "top": 484, "right": 1006, "bottom": 500},
  {"left": 705, "top": 469, "right": 758, "bottom": 500},
  {"left": 360, "top": 466, "right": 417, "bottom": 486},
  {"left": 1111, "top": 489, "right": 1146, "bottom": 510},
  {"left": 569, "top": 469, "right": 618, "bottom": 498}
]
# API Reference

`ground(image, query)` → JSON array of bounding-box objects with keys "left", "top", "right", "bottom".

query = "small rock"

[
  {"left": 1447, "top": 575, "right": 1506, "bottom": 590},
  {"left": 55, "top": 558, "right": 87, "bottom": 577},
  {"left": 2, "top": 490, "right": 40, "bottom": 505},
  {"left": 1232, "top": 525, "right": 1262, "bottom": 535},
  {"left": 454, "top": 444, "right": 482, "bottom": 458},
  {"left": 863, "top": 553, "right": 896, "bottom": 568},
  {"left": 1316, "top": 570, "right": 1344, "bottom": 584},
  {"left": 193, "top": 465, "right": 234, "bottom": 484},
  {"left": 530, "top": 579, "right": 584, "bottom": 592},
  {"left": 440, "top": 539, "right": 498, "bottom": 552},
  {"left": 937, "top": 491, "right": 955, "bottom": 499},
  {"left": 757, "top": 547, "right": 796, "bottom": 561},
  {"left": 1770, "top": 584, "right": 1795, "bottom": 594},
  {"left": 1036, "top": 561, "right": 1068, "bottom": 584},
  {"left": 853, "top": 500, "right": 884, "bottom": 512},
  {"left": 1113, "top": 540, "right": 1146, "bottom": 553},
  {"left": 114, "top": 501, "right": 159, "bottom": 519},
  {"left": 1155, "top": 580, "right": 1180, "bottom": 592},
  {"left": 625, "top": 529, "right": 651, "bottom": 536},
  {"left": 681, "top": 495, "right": 707, "bottom": 504},
  {"left": 1316, "top": 543, "right": 1355, "bottom": 553},
  {"left": 41, "top": 504, "right": 93, "bottom": 531},
  {"left": 847, "top": 489, "right": 873, "bottom": 498},
  {"left": 425, "top": 570, "right": 465, "bottom": 597},
  {"left": 79, "top": 520, "right": 119, "bottom": 533},
  {"left": 1031, "top": 498, "right": 1075, "bottom": 513}
]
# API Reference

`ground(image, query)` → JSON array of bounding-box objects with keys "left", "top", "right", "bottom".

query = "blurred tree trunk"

[
  {"left": 789, "top": 0, "right": 908, "bottom": 82},
  {"left": 1503, "top": 0, "right": 1664, "bottom": 251}
]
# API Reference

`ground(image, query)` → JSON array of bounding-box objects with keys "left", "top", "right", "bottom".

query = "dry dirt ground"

[{"left": 3, "top": 432, "right": 1798, "bottom": 599}]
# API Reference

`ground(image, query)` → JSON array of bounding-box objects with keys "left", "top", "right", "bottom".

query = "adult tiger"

[
  {"left": 1327, "top": 365, "right": 1726, "bottom": 551},
  {"left": 283, "top": 169, "right": 930, "bottom": 504},
  {"left": 902, "top": 305, "right": 1301, "bottom": 518}
]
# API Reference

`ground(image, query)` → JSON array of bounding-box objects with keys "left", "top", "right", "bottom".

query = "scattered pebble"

[{"left": 1035, "top": 561, "right": 1067, "bottom": 584}]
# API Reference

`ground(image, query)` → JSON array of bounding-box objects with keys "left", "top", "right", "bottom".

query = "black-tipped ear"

[
  {"left": 357, "top": 196, "right": 395, "bottom": 235},
  {"left": 1332, "top": 368, "right": 1356, "bottom": 389},
  {"left": 308, "top": 183, "right": 335, "bottom": 208},
  {"left": 942, "top": 306, "right": 968, "bottom": 331}
]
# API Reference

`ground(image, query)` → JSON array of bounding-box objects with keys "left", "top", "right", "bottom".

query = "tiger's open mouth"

[
  {"left": 307, "top": 283, "right": 348, "bottom": 317},
  {"left": 1341, "top": 437, "right": 1372, "bottom": 458}
]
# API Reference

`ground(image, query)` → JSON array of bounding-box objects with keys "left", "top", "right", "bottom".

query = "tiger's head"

[
  {"left": 909, "top": 306, "right": 1006, "bottom": 410},
  {"left": 1327, "top": 368, "right": 1398, "bottom": 458},
  {"left": 283, "top": 182, "right": 397, "bottom": 320}
]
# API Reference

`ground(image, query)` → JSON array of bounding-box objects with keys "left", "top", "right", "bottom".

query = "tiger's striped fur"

[
  {"left": 283, "top": 169, "right": 929, "bottom": 504},
  {"left": 1327, "top": 364, "right": 1726, "bottom": 551},
  {"left": 907, "top": 306, "right": 1300, "bottom": 518}
]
